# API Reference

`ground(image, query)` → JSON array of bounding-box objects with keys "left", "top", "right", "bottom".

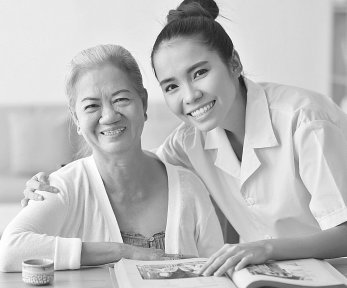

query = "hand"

[
  {"left": 128, "top": 246, "right": 166, "bottom": 261},
  {"left": 199, "top": 241, "right": 273, "bottom": 277},
  {"left": 21, "top": 172, "right": 60, "bottom": 207}
]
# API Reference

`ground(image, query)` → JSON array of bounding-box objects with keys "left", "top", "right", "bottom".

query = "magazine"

[{"left": 112, "top": 258, "right": 347, "bottom": 288}]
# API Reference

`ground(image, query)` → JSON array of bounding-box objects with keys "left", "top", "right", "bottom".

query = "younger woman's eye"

[
  {"left": 165, "top": 84, "right": 178, "bottom": 92},
  {"left": 194, "top": 69, "right": 208, "bottom": 79}
]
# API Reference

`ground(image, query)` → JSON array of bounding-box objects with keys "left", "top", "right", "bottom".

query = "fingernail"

[
  {"left": 38, "top": 195, "right": 43, "bottom": 200},
  {"left": 54, "top": 188, "right": 59, "bottom": 193}
]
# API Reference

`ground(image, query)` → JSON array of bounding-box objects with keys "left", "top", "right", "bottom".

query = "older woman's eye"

[
  {"left": 165, "top": 84, "right": 178, "bottom": 93},
  {"left": 114, "top": 98, "right": 130, "bottom": 104},
  {"left": 84, "top": 104, "right": 99, "bottom": 111},
  {"left": 194, "top": 69, "right": 208, "bottom": 79}
]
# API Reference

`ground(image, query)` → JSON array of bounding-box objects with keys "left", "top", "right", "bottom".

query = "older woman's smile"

[{"left": 100, "top": 127, "right": 126, "bottom": 136}]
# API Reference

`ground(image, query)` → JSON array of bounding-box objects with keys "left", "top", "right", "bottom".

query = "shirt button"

[
  {"left": 148, "top": 237, "right": 155, "bottom": 242},
  {"left": 246, "top": 197, "right": 255, "bottom": 206}
]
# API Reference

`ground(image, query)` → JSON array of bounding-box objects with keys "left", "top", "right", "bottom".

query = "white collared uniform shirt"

[{"left": 156, "top": 78, "right": 347, "bottom": 243}]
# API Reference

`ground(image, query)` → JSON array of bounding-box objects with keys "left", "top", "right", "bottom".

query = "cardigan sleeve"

[{"left": 0, "top": 186, "right": 81, "bottom": 272}]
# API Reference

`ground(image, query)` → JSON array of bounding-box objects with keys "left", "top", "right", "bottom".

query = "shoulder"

[
  {"left": 261, "top": 82, "right": 329, "bottom": 111},
  {"left": 259, "top": 82, "right": 347, "bottom": 128},
  {"left": 50, "top": 156, "right": 90, "bottom": 182},
  {"left": 166, "top": 122, "right": 198, "bottom": 147},
  {"left": 48, "top": 156, "right": 93, "bottom": 198},
  {"left": 165, "top": 162, "right": 210, "bottom": 202}
]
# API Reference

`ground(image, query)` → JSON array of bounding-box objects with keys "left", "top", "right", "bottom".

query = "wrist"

[{"left": 262, "top": 239, "right": 274, "bottom": 261}]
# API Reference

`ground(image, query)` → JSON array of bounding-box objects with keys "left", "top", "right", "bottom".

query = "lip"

[{"left": 186, "top": 100, "right": 216, "bottom": 118}]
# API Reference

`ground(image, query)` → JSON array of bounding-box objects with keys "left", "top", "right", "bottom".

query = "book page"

[
  {"left": 232, "top": 258, "right": 347, "bottom": 288},
  {"left": 114, "top": 258, "right": 237, "bottom": 288}
]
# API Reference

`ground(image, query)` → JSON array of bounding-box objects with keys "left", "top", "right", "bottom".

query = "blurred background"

[{"left": 0, "top": 0, "right": 346, "bottom": 234}]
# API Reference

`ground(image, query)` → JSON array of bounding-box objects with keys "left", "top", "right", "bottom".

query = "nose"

[
  {"left": 99, "top": 104, "right": 121, "bottom": 125},
  {"left": 183, "top": 84, "right": 202, "bottom": 104}
]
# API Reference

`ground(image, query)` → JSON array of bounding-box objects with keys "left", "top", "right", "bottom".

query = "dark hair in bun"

[
  {"left": 151, "top": 0, "right": 239, "bottom": 78},
  {"left": 167, "top": 0, "right": 219, "bottom": 22}
]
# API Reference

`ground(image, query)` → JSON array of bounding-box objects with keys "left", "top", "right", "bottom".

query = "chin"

[{"left": 190, "top": 120, "right": 218, "bottom": 132}]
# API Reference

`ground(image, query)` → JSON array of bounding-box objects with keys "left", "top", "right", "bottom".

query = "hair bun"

[{"left": 167, "top": 0, "right": 219, "bottom": 23}]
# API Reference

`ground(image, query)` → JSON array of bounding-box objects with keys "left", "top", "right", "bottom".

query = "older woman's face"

[{"left": 73, "top": 64, "right": 146, "bottom": 155}]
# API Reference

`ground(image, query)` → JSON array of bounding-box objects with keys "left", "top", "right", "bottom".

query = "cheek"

[
  {"left": 78, "top": 113, "right": 99, "bottom": 132},
  {"left": 164, "top": 95, "right": 181, "bottom": 115}
]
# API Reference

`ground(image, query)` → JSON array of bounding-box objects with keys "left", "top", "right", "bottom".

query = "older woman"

[{"left": 0, "top": 44, "right": 223, "bottom": 272}]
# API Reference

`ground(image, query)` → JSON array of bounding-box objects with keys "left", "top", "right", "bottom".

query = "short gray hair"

[{"left": 66, "top": 44, "right": 146, "bottom": 114}]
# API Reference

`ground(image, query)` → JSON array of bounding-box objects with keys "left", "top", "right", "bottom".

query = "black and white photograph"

[{"left": 0, "top": 1, "right": 346, "bottom": 287}]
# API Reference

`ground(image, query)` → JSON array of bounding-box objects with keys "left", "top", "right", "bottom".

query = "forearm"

[
  {"left": 81, "top": 242, "right": 131, "bottom": 266},
  {"left": 81, "top": 242, "right": 166, "bottom": 266},
  {"left": 267, "top": 223, "right": 347, "bottom": 260}
]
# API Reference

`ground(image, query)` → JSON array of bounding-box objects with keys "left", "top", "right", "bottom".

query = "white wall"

[{"left": 0, "top": 0, "right": 332, "bottom": 107}]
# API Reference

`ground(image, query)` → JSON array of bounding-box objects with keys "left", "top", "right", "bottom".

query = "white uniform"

[
  {"left": 0, "top": 156, "right": 223, "bottom": 271},
  {"left": 157, "top": 78, "right": 347, "bottom": 242}
]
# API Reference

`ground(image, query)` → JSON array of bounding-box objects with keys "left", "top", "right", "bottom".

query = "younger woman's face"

[{"left": 153, "top": 36, "right": 240, "bottom": 132}]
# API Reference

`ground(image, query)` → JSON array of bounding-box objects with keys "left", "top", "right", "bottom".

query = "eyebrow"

[
  {"left": 111, "top": 89, "right": 130, "bottom": 97},
  {"left": 159, "top": 61, "right": 208, "bottom": 86},
  {"left": 81, "top": 97, "right": 99, "bottom": 102},
  {"left": 81, "top": 89, "right": 131, "bottom": 102}
]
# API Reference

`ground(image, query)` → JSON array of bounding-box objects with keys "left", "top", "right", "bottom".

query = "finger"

[
  {"left": 214, "top": 252, "right": 245, "bottom": 276},
  {"left": 199, "top": 245, "right": 234, "bottom": 275},
  {"left": 21, "top": 198, "right": 29, "bottom": 207},
  {"left": 24, "top": 189, "right": 44, "bottom": 201},
  {"left": 202, "top": 254, "right": 235, "bottom": 276},
  {"left": 199, "top": 248, "right": 226, "bottom": 275},
  {"left": 36, "top": 172, "right": 49, "bottom": 184},
  {"left": 26, "top": 178, "right": 59, "bottom": 193},
  {"left": 234, "top": 253, "right": 253, "bottom": 271}
]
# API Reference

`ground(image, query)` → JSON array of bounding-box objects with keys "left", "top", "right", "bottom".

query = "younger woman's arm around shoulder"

[{"left": 199, "top": 222, "right": 347, "bottom": 277}]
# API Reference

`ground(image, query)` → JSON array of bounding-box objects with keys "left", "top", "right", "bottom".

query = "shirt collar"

[
  {"left": 205, "top": 78, "right": 278, "bottom": 149},
  {"left": 204, "top": 78, "right": 278, "bottom": 178},
  {"left": 244, "top": 78, "right": 278, "bottom": 148}
]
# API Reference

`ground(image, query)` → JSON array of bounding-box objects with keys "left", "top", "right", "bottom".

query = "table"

[{"left": 0, "top": 265, "right": 117, "bottom": 288}]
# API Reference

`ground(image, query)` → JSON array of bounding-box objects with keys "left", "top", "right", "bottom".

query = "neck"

[
  {"left": 221, "top": 78, "right": 247, "bottom": 148},
  {"left": 93, "top": 148, "right": 153, "bottom": 202}
]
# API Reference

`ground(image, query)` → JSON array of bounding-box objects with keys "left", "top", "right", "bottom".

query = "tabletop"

[
  {"left": 1, "top": 260, "right": 346, "bottom": 288},
  {"left": 0, "top": 265, "right": 118, "bottom": 288}
]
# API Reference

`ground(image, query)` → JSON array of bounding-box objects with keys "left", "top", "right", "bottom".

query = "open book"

[{"left": 112, "top": 258, "right": 347, "bottom": 288}]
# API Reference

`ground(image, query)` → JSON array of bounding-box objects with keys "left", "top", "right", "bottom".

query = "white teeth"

[
  {"left": 102, "top": 127, "right": 125, "bottom": 136},
  {"left": 190, "top": 101, "right": 215, "bottom": 118}
]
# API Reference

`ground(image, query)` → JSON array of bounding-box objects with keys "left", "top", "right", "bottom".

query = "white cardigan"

[{"left": 0, "top": 156, "right": 223, "bottom": 271}]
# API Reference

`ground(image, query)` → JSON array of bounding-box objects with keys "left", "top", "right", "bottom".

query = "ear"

[
  {"left": 228, "top": 50, "right": 243, "bottom": 77},
  {"left": 69, "top": 107, "right": 82, "bottom": 135},
  {"left": 142, "top": 89, "right": 148, "bottom": 121}
]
